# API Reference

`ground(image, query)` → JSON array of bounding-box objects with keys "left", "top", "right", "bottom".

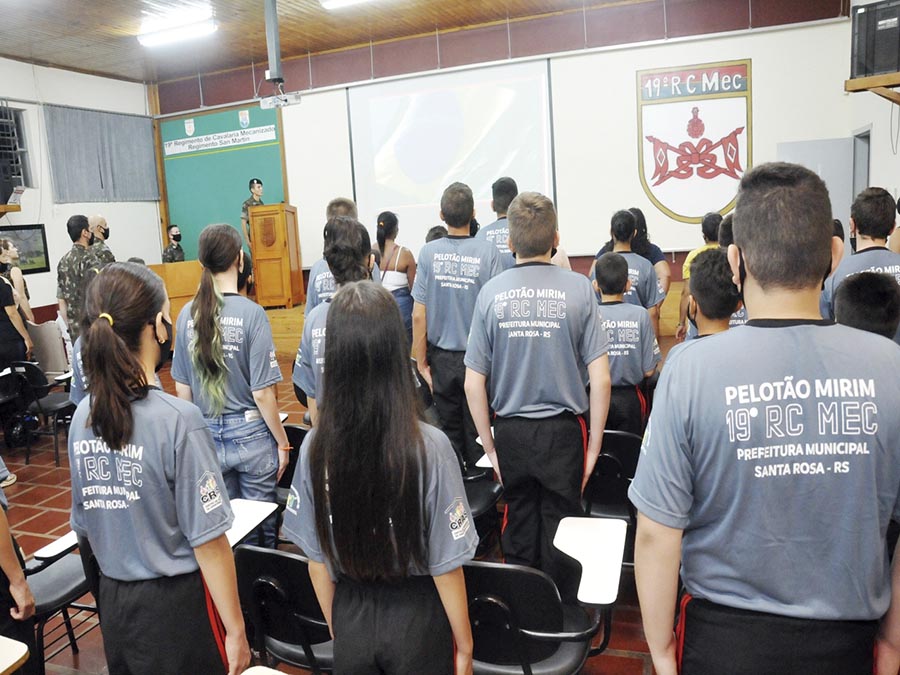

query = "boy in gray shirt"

[
  {"left": 821, "top": 187, "right": 900, "bottom": 344},
  {"left": 594, "top": 252, "right": 659, "bottom": 435},
  {"left": 413, "top": 182, "right": 503, "bottom": 468},
  {"left": 631, "top": 163, "right": 900, "bottom": 675},
  {"left": 476, "top": 176, "right": 518, "bottom": 270},
  {"left": 465, "top": 191, "right": 611, "bottom": 596},
  {"left": 590, "top": 210, "right": 666, "bottom": 336}
]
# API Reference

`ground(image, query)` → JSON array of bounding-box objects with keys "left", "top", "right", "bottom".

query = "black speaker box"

[{"left": 853, "top": 1, "right": 900, "bottom": 78}]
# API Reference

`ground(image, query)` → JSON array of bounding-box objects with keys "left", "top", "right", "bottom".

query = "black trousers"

[
  {"left": 607, "top": 385, "right": 644, "bottom": 436},
  {"left": 677, "top": 595, "right": 878, "bottom": 675},
  {"left": 427, "top": 344, "right": 480, "bottom": 468},
  {"left": 333, "top": 575, "right": 453, "bottom": 675},
  {"left": 0, "top": 536, "right": 36, "bottom": 675},
  {"left": 99, "top": 570, "right": 229, "bottom": 675},
  {"left": 494, "top": 413, "right": 585, "bottom": 599}
]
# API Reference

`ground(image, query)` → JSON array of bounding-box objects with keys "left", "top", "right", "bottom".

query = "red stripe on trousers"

[
  {"left": 675, "top": 592, "right": 692, "bottom": 673},
  {"left": 578, "top": 416, "right": 588, "bottom": 474},
  {"left": 636, "top": 385, "right": 648, "bottom": 425},
  {"left": 202, "top": 575, "right": 229, "bottom": 671}
]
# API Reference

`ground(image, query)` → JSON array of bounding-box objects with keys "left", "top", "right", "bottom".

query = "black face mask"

[
  {"left": 172, "top": 234, "right": 182, "bottom": 243},
  {"left": 101, "top": 227, "right": 109, "bottom": 242},
  {"left": 88, "top": 234, "right": 96, "bottom": 246},
  {"left": 155, "top": 318, "right": 173, "bottom": 372}
]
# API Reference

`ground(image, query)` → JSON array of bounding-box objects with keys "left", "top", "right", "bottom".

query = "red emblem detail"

[{"left": 645, "top": 106, "right": 744, "bottom": 186}]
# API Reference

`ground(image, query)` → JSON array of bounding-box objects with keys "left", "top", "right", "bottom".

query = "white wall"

[
  {"left": 0, "top": 57, "right": 161, "bottom": 307},
  {"left": 282, "top": 89, "right": 355, "bottom": 266},
  {"left": 552, "top": 21, "right": 853, "bottom": 255}
]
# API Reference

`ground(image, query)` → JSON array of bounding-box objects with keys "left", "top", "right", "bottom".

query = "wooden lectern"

[
  {"left": 149, "top": 260, "right": 202, "bottom": 344},
  {"left": 248, "top": 203, "right": 304, "bottom": 308}
]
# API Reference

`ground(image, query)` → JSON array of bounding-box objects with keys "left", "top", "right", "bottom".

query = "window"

[{"left": 12, "top": 110, "right": 32, "bottom": 189}]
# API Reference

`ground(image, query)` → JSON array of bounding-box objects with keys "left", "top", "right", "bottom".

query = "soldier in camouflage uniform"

[
  {"left": 240, "top": 178, "right": 264, "bottom": 247},
  {"left": 162, "top": 224, "right": 185, "bottom": 263},
  {"left": 88, "top": 215, "right": 116, "bottom": 266},
  {"left": 57, "top": 215, "right": 101, "bottom": 341}
]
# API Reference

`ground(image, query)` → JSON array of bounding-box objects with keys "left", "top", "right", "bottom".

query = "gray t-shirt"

[
  {"left": 465, "top": 263, "right": 609, "bottom": 418},
  {"left": 591, "top": 251, "right": 666, "bottom": 309},
  {"left": 69, "top": 389, "right": 234, "bottom": 581},
  {"left": 821, "top": 247, "right": 900, "bottom": 343},
  {"left": 171, "top": 294, "right": 282, "bottom": 416},
  {"left": 599, "top": 302, "right": 660, "bottom": 386},
  {"left": 293, "top": 301, "right": 329, "bottom": 399},
  {"left": 282, "top": 422, "right": 478, "bottom": 579},
  {"left": 70, "top": 336, "right": 86, "bottom": 405},
  {"left": 305, "top": 258, "right": 380, "bottom": 317},
  {"left": 685, "top": 307, "right": 748, "bottom": 341},
  {"left": 476, "top": 217, "right": 510, "bottom": 254},
  {"left": 630, "top": 320, "right": 900, "bottom": 620},
  {"left": 412, "top": 235, "right": 504, "bottom": 351}
]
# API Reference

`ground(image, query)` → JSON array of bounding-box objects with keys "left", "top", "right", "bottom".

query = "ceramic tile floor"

[{"left": 5, "top": 355, "right": 652, "bottom": 674}]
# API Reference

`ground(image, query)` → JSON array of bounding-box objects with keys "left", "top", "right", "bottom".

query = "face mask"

[
  {"left": 172, "top": 234, "right": 182, "bottom": 243},
  {"left": 88, "top": 234, "right": 96, "bottom": 246},
  {"left": 101, "top": 227, "right": 109, "bottom": 242},
  {"left": 156, "top": 318, "right": 173, "bottom": 372}
]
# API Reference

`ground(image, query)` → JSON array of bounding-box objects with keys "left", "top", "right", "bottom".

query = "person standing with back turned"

[
  {"left": 171, "top": 224, "right": 290, "bottom": 547},
  {"left": 69, "top": 262, "right": 249, "bottom": 675},
  {"left": 631, "top": 162, "right": 900, "bottom": 675}
]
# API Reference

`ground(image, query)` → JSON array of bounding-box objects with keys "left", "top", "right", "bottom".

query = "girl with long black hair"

[
  {"left": 596, "top": 206, "right": 671, "bottom": 293},
  {"left": 283, "top": 281, "right": 477, "bottom": 675},
  {"left": 171, "top": 224, "right": 289, "bottom": 547},
  {"left": 69, "top": 262, "right": 249, "bottom": 675}
]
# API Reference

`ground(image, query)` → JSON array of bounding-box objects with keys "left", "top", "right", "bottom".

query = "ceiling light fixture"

[
  {"left": 138, "top": 6, "right": 217, "bottom": 47},
  {"left": 320, "top": 0, "right": 377, "bottom": 10}
]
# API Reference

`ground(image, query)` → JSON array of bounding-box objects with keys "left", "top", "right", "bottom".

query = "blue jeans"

[{"left": 204, "top": 414, "right": 278, "bottom": 547}]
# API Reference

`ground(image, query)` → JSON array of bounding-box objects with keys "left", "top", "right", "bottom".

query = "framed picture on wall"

[{"left": 0, "top": 224, "right": 50, "bottom": 275}]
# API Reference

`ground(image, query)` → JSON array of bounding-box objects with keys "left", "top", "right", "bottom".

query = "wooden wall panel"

[
  {"left": 373, "top": 35, "right": 440, "bottom": 79},
  {"left": 666, "top": 0, "right": 751, "bottom": 38},
  {"left": 310, "top": 46, "right": 371, "bottom": 88},
  {"left": 585, "top": 1, "right": 666, "bottom": 48},
  {"left": 439, "top": 24, "right": 510, "bottom": 69},
  {"left": 510, "top": 11, "right": 585, "bottom": 58}
]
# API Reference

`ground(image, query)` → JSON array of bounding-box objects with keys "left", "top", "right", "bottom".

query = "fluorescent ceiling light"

[
  {"left": 138, "top": 5, "right": 217, "bottom": 47},
  {"left": 321, "top": 0, "right": 377, "bottom": 9}
]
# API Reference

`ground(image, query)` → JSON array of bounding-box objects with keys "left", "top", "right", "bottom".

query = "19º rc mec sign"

[{"left": 637, "top": 59, "right": 752, "bottom": 223}]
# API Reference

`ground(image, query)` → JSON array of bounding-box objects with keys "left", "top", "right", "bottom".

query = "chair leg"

[
  {"left": 35, "top": 615, "right": 47, "bottom": 675},
  {"left": 24, "top": 418, "right": 31, "bottom": 466},
  {"left": 61, "top": 607, "right": 79, "bottom": 654},
  {"left": 52, "top": 415, "right": 60, "bottom": 467}
]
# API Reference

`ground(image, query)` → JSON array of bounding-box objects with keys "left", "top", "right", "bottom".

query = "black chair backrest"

[
  {"left": 11, "top": 361, "right": 50, "bottom": 402},
  {"left": 464, "top": 561, "right": 564, "bottom": 666},
  {"left": 584, "top": 430, "right": 642, "bottom": 507},
  {"left": 234, "top": 545, "right": 331, "bottom": 653},
  {"left": 278, "top": 424, "right": 307, "bottom": 489}
]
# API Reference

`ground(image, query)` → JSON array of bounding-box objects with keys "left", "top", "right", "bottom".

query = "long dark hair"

[
  {"left": 191, "top": 224, "right": 242, "bottom": 415},
  {"left": 310, "top": 281, "right": 426, "bottom": 581},
  {"left": 81, "top": 263, "right": 166, "bottom": 449},
  {"left": 598, "top": 206, "right": 652, "bottom": 257},
  {"left": 375, "top": 211, "right": 398, "bottom": 258}
]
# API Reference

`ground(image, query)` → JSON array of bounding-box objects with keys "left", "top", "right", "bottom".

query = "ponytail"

[
  {"left": 190, "top": 224, "right": 242, "bottom": 416},
  {"left": 81, "top": 263, "right": 165, "bottom": 450},
  {"left": 190, "top": 267, "right": 228, "bottom": 415},
  {"left": 375, "top": 211, "right": 398, "bottom": 258}
]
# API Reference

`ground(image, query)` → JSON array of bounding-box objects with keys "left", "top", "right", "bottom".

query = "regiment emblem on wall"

[{"left": 637, "top": 59, "right": 752, "bottom": 223}]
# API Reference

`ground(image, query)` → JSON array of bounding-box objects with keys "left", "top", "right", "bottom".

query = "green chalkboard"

[{"left": 160, "top": 107, "right": 284, "bottom": 260}]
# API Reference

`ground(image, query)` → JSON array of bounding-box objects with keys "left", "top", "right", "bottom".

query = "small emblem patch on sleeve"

[
  {"left": 198, "top": 471, "right": 223, "bottom": 514},
  {"left": 445, "top": 497, "right": 471, "bottom": 541}
]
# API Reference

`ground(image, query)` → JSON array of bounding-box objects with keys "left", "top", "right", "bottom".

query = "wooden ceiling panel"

[{"left": 0, "top": 0, "right": 639, "bottom": 83}]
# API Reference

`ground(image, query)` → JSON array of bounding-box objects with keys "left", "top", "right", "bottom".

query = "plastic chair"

[
  {"left": 25, "top": 322, "right": 69, "bottom": 380},
  {"left": 464, "top": 561, "right": 603, "bottom": 675},
  {"left": 234, "top": 545, "right": 333, "bottom": 674},
  {"left": 10, "top": 361, "right": 75, "bottom": 466},
  {"left": 582, "top": 430, "right": 643, "bottom": 566},
  {"left": 25, "top": 545, "right": 96, "bottom": 675}
]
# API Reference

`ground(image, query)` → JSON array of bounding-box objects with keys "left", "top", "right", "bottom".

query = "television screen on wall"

[{"left": 0, "top": 224, "right": 50, "bottom": 275}]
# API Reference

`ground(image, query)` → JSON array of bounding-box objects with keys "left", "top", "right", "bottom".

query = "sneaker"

[{"left": 0, "top": 474, "right": 17, "bottom": 489}]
